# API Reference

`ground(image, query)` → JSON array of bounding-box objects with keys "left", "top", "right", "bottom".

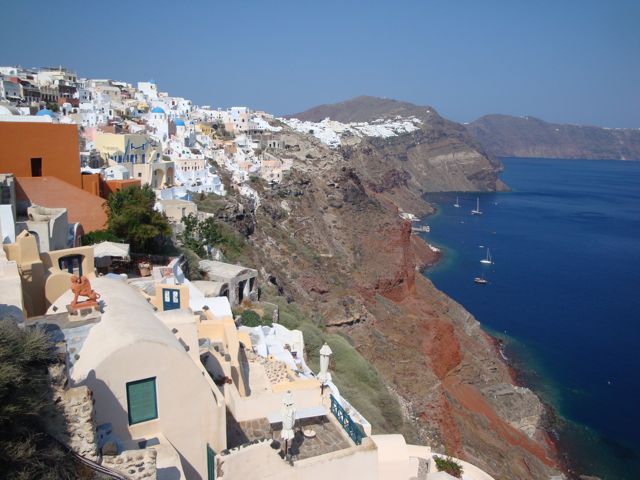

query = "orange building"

[
  {"left": 81, "top": 173, "right": 101, "bottom": 196},
  {"left": 81, "top": 173, "right": 141, "bottom": 199},
  {"left": 103, "top": 178, "right": 141, "bottom": 197},
  {"left": 0, "top": 122, "right": 82, "bottom": 188}
]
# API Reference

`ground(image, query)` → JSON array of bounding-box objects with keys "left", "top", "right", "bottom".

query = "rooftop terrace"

[{"left": 226, "top": 411, "right": 353, "bottom": 461}]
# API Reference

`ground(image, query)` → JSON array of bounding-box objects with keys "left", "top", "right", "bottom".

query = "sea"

[{"left": 421, "top": 157, "right": 640, "bottom": 480}]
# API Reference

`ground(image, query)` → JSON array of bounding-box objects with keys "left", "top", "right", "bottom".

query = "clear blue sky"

[{"left": 3, "top": 0, "right": 639, "bottom": 127}]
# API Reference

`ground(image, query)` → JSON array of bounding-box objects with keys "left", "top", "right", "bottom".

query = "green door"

[{"left": 207, "top": 444, "right": 216, "bottom": 480}]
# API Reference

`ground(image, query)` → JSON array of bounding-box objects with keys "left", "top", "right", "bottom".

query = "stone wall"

[
  {"left": 47, "top": 360, "right": 158, "bottom": 478},
  {"left": 46, "top": 362, "right": 99, "bottom": 462},
  {"left": 102, "top": 449, "right": 157, "bottom": 479}
]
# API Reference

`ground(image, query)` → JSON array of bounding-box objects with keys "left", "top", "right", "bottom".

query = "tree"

[
  {"left": 80, "top": 229, "right": 121, "bottom": 246},
  {"left": 179, "top": 214, "right": 231, "bottom": 259},
  {"left": 0, "top": 320, "right": 79, "bottom": 479},
  {"left": 198, "top": 216, "right": 223, "bottom": 247},
  {"left": 179, "top": 213, "right": 205, "bottom": 257},
  {"left": 105, "top": 185, "right": 171, "bottom": 253}
]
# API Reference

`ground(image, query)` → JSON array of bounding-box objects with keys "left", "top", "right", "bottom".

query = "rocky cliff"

[
  {"left": 218, "top": 98, "right": 564, "bottom": 479},
  {"left": 468, "top": 114, "right": 640, "bottom": 160}
]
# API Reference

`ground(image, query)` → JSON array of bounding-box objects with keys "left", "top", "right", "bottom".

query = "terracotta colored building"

[
  {"left": 0, "top": 122, "right": 82, "bottom": 188},
  {"left": 102, "top": 178, "right": 141, "bottom": 197},
  {"left": 16, "top": 177, "right": 107, "bottom": 233}
]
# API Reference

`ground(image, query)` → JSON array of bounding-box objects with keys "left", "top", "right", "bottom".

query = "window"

[
  {"left": 30, "top": 158, "right": 42, "bottom": 177},
  {"left": 58, "top": 255, "right": 83, "bottom": 276},
  {"left": 126, "top": 377, "right": 158, "bottom": 425}
]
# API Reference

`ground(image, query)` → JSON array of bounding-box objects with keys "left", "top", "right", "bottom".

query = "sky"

[{"left": 2, "top": 0, "right": 639, "bottom": 128}]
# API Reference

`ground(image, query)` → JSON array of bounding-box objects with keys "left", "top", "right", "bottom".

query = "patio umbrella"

[
  {"left": 318, "top": 343, "right": 333, "bottom": 393},
  {"left": 281, "top": 391, "right": 296, "bottom": 456},
  {"left": 93, "top": 242, "right": 130, "bottom": 269},
  {"left": 92, "top": 241, "right": 130, "bottom": 260}
]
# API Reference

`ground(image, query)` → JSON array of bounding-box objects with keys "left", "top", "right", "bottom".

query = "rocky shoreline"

[{"left": 419, "top": 209, "right": 596, "bottom": 480}]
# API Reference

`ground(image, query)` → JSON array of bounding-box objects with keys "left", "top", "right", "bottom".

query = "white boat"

[
  {"left": 480, "top": 248, "right": 493, "bottom": 264},
  {"left": 471, "top": 197, "right": 482, "bottom": 215},
  {"left": 453, "top": 196, "right": 460, "bottom": 208},
  {"left": 474, "top": 275, "right": 488, "bottom": 285}
]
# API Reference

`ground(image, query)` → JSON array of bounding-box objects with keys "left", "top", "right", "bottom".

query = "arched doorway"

[
  {"left": 166, "top": 166, "right": 174, "bottom": 186},
  {"left": 153, "top": 168, "right": 164, "bottom": 188}
]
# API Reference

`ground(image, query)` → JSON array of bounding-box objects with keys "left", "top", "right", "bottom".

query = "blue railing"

[{"left": 330, "top": 394, "right": 365, "bottom": 445}]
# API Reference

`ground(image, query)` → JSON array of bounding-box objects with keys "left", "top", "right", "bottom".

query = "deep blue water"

[{"left": 422, "top": 158, "right": 640, "bottom": 480}]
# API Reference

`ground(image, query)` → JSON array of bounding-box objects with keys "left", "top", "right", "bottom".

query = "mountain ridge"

[
  {"left": 287, "top": 95, "right": 433, "bottom": 123},
  {"left": 467, "top": 113, "right": 640, "bottom": 160}
]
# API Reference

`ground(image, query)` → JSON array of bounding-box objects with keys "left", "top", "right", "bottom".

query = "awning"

[{"left": 93, "top": 241, "right": 130, "bottom": 260}]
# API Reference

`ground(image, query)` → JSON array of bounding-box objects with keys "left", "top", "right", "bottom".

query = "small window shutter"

[{"left": 127, "top": 378, "right": 158, "bottom": 425}]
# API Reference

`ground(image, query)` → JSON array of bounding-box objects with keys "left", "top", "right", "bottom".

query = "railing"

[
  {"left": 48, "top": 434, "right": 128, "bottom": 480},
  {"left": 330, "top": 394, "right": 365, "bottom": 445}
]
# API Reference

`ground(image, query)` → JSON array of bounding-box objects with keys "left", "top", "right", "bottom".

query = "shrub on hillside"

[
  {"left": 239, "top": 310, "right": 262, "bottom": 327},
  {"left": 0, "top": 319, "right": 79, "bottom": 479},
  {"left": 180, "top": 247, "right": 205, "bottom": 281}
]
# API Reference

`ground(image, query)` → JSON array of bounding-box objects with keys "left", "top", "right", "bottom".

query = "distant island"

[{"left": 467, "top": 114, "right": 640, "bottom": 161}]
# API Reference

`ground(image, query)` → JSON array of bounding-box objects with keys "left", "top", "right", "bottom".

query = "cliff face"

[
  {"left": 468, "top": 114, "right": 640, "bottom": 160},
  {"left": 224, "top": 99, "right": 562, "bottom": 478}
]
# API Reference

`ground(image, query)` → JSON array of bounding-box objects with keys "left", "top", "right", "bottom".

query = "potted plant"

[
  {"left": 138, "top": 260, "right": 151, "bottom": 277},
  {"left": 433, "top": 455, "right": 463, "bottom": 478}
]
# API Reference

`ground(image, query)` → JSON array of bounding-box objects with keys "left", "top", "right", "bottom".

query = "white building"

[
  {"left": 47, "top": 277, "right": 227, "bottom": 479},
  {"left": 138, "top": 81, "right": 159, "bottom": 100},
  {"left": 148, "top": 106, "right": 169, "bottom": 144},
  {"left": 230, "top": 106, "right": 249, "bottom": 133},
  {"left": 0, "top": 77, "right": 22, "bottom": 101}
]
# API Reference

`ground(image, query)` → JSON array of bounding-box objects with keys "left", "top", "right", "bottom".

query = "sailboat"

[
  {"left": 474, "top": 274, "right": 488, "bottom": 285},
  {"left": 471, "top": 197, "right": 482, "bottom": 215},
  {"left": 480, "top": 248, "right": 493, "bottom": 264},
  {"left": 453, "top": 196, "right": 460, "bottom": 208}
]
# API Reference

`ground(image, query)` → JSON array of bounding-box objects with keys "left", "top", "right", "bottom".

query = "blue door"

[{"left": 162, "top": 289, "right": 180, "bottom": 310}]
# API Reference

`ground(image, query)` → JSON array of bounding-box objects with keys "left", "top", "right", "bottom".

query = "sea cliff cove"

[{"left": 1, "top": 2, "right": 639, "bottom": 479}]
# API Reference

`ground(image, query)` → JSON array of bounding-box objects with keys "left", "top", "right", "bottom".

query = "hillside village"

[{"left": 0, "top": 66, "right": 551, "bottom": 480}]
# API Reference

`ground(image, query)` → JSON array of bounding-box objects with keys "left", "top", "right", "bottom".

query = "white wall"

[
  {"left": 85, "top": 342, "right": 226, "bottom": 480},
  {"left": 0, "top": 205, "right": 15, "bottom": 244},
  {"left": 219, "top": 441, "right": 379, "bottom": 480}
]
